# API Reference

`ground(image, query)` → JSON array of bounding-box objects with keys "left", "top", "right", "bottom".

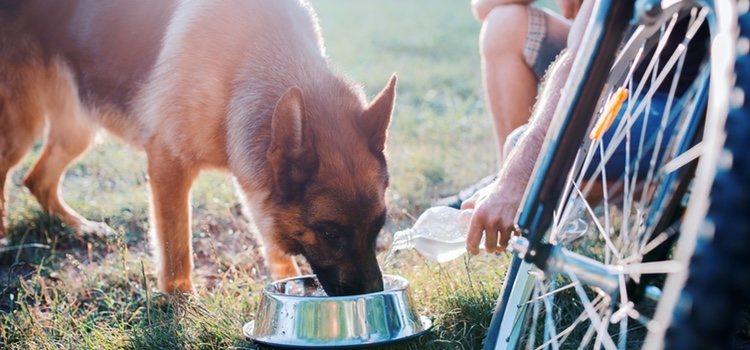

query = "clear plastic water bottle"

[{"left": 390, "top": 206, "right": 478, "bottom": 263}]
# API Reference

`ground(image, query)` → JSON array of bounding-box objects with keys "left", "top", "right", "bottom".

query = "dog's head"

[{"left": 265, "top": 75, "right": 397, "bottom": 296}]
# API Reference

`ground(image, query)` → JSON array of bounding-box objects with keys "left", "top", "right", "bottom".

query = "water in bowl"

[{"left": 273, "top": 276, "right": 404, "bottom": 297}]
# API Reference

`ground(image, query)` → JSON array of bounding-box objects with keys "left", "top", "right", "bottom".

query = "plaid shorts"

[{"left": 523, "top": 6, "right": 568, "bottom": 79}]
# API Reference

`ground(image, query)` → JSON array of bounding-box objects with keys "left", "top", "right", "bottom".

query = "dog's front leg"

[
  {"left": 265, "top": 240, "right": 301, "bottom": 280},
  {"left": 147, "top": 145, "right": 199, "bottom": 294},
  {"left": 0, "top": 171, "right": 6, "bottom": 236},
  {"left": 234, "top": 181, "right": 302, "bottom": 280}
]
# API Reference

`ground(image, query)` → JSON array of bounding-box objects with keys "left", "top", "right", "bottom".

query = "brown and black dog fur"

[{"left": 0, "top": 0, "right": 395, "bottom": 296}]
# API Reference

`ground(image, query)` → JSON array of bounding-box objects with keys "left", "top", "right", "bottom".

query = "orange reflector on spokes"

[{"left": 589, "top": 87, "right": 629, "bottom": 141}]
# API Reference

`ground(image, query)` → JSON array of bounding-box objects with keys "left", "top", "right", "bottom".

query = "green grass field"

[{"left": 1, "top": 1, "right": 555, "bottom": 349}]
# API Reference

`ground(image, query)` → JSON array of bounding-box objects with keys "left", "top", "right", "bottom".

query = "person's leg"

[
  {"left": 437, "top": 5, "right": 570, "bottom": 208},
  {"left": 480, "top": 5, "right": 570, "bottom": 166},
  {"left": 480, "top": 4, "right": 536, "bottom": 166}
]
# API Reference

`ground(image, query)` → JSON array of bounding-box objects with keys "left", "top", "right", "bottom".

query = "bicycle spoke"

[
  {"left": 538, "top": 280, "right": 561, "bottom": 350},
  {"left": 553, "top": 143, "right": 597, "bottom": 242},
  {"left": 622, "top": 80, "right": 634, "bottom": 248},
  {"left": 568, "top": 270, "right": 617, "bottom": 350},
  {"left": 623, "top": 304, "right": 659, "bottom": 333},
  {"left": 528, "top": 283, "right": 542, "bottom": 350},
  {"left": 603, "top": 10, "right": 707, "bottom": 172},
  {"left": 638, "top": 66, "right": 708, "bottom": 250},
  {"left": 594, "top": 310, "right": 614, "bottom": 350},
  {"left": 572, "top": 182, "right": 623, "bottom": 261},
  {"left": 538, "top": 294, "right": 608, "bottom": 349},
  {"left": 639, "top": 224, "right": 679, "bottom": 257},
  {"left": 578, "top": 322, "right": 598, "bottom": 350},
  {"left": 581, "top": 14, "right": 706, "bottom": 198},
  {"left": 552, "top": 148, "right": 588, "bottom": 243},
  {"left": 638, "top": 8, "right": 706, "bottom": 212},
  {"left": 597, "top": 15, "right": 680, "bottom": 158},
  {"left": 617, "top": 272, "right": 629, "bottom": 350},
  {"left": 521, "top": 282, "right": 579, "bottom": 307},
  {"left": 600, "top": 141, "right": 614, "bottom": 265},
  {"left": 661, "top": 140, "right": 704, "bottom": 174},
  {"left": 608, "top": 260, "right": 683, "bottom": 275}
]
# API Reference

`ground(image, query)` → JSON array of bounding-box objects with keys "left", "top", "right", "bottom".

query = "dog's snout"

[
  {"left": 335, "top": 275, "right": 383, "bottom": 296},
  {"left": 365, "top": 274, "right": 385, "bottom": 293},
  {"left": 313, "top": 261, "right": 384, "bottom": 296}
]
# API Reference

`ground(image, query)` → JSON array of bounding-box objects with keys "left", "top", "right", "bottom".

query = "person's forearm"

[
  {"left": 472, "top": 0, "right": 535, "bottom": 21},
  {"left": 496, "top": 50, "right": 574, "bottom": 187}
]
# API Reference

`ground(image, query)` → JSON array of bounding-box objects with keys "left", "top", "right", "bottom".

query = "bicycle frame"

[{"left": 483, "top": 2, "right": 635, "bottom": 346}]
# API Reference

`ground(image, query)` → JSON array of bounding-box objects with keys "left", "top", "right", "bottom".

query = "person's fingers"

[
  {"left": 484, "top": 224, "right": 499, "bottom": 253},
  {"left": 466, "top": 211, "right": 485, "bottom": 255},
  {"left": 498, "top": 222, "right": 514, "bottom": 251},
  {"left": 461, "top": 189, "right": 484, "bottom": 210},
  {"left": 461, "top": 196, "right": 477, "bottom": 210}
]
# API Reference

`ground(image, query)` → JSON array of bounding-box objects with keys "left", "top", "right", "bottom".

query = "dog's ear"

[
  {"left": 268, "top": 87, "right": 318, "bottom": 202},
  {"left": 360, "top": 74, "right": 397, "bottom": 153}
]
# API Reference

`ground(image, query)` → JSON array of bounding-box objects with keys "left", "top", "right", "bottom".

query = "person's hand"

[
  {"left": 555, "top": 0, "right": 582, "bottom": 20},
  {"left": 462, "top": 176, "right": 525, "bottom": 254}
]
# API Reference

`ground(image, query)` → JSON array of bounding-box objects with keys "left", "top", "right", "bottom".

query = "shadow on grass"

[
  {"left": 0, "top": 212, "right": 77, "bottom": 313},
  {"left": 0, "top": 210, "right": 143, "bottom": 313}
]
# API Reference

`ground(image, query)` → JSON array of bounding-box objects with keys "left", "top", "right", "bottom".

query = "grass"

[{"left": 1, "top": 1, "right": 557, "bottom": 349}]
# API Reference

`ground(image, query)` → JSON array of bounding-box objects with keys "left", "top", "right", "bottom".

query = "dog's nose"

[
  {"left": 364, "top": 276, "right": 384, "bottom": 294},
  {"left": 312, "top": 257, "right": 384, "bottom": 296},
  {"left": 354, "top": 269, "right": 384, "bottom": 295},
  {"left": 357, "top": 253, "right": 384, "bottom": 294},
  {"left": 336, "top": 278, "right": 383, "bottom": 296}
]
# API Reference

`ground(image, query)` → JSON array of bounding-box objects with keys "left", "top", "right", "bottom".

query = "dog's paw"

[
  {"left": 270, "top": 262, "right": 302, "bottom": 280},
  {"left": 78, "top": 220, "right": 116, "bottom": 240},
  {"left": 160, "top": 278, "right": 195, "bottom": 295}
]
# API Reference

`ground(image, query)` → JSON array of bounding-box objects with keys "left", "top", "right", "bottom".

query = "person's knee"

[{"left": 480, "top": 4, "right": 529, "bottom": 58}]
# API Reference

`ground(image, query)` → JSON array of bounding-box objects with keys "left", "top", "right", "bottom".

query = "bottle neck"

[{"left": 390, "top": 228, "right": 415, "bottom": 251}]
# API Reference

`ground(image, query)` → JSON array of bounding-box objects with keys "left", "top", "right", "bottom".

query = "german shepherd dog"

[{"left": 0, "top": 0, "right": 395, "bottom": 296}]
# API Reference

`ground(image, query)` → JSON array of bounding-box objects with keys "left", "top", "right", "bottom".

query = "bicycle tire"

[{"left": 663, "top": 3, "right": 750, "bottom": 349}]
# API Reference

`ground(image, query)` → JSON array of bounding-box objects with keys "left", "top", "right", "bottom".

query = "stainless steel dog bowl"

[{"left": 244, "top": 274, "right": 431, "bottom": 348}]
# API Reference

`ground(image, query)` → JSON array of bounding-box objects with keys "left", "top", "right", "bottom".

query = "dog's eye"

[
  {"left": 311, "top": 222, "right": 349, "bottom": 242},
  {"left": 317, "top": 229, "right": 338, "bottom": 240},
  {"left": 312, "top": 227, "right": 339, "bottom": 241}
]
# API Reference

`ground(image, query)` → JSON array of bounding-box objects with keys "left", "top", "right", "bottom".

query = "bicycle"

[{"left": 482, "top": 0, "right": 746, "bottom": 349}]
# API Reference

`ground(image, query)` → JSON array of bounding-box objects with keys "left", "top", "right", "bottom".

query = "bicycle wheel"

[
  {"left": 652, "top": 1, "right": 747, "bottom": 349},
  {"left": 485, "top": 1, "right": 733, "bottom": 349}
]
